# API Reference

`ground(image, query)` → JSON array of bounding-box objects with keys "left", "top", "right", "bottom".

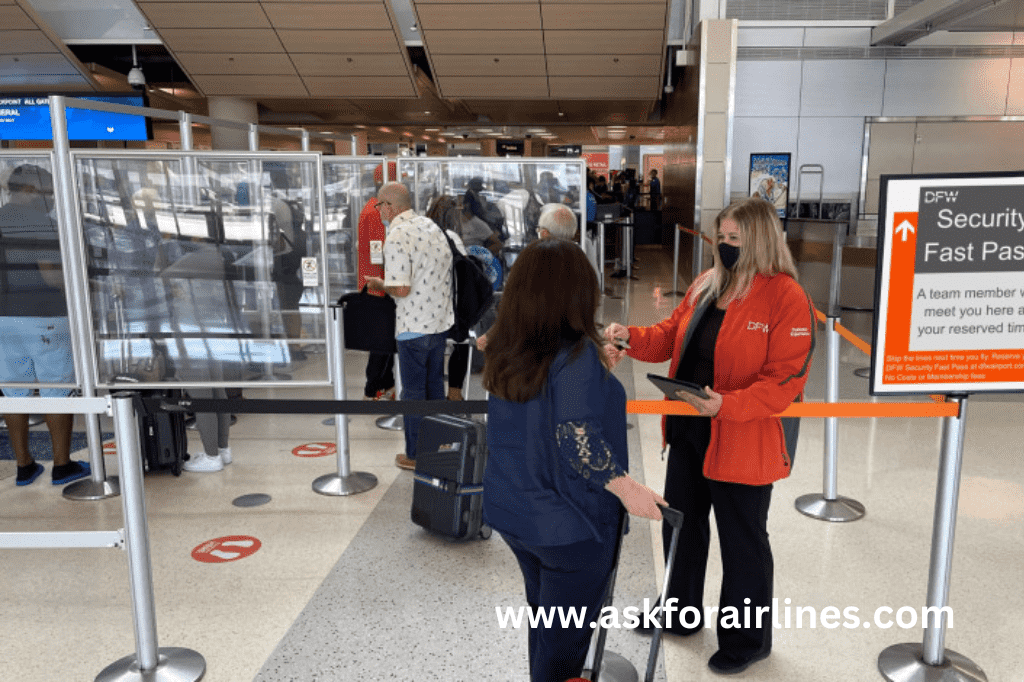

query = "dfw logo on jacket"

[{"left": 747, "top": 320, "right": 811, "bottom": 337}]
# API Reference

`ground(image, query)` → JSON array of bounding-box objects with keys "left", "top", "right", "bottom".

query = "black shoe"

[
  {"left": 610, "top": 270, "right": 627, "bottom": 278},
  {"left": 707, "top": 649, "right": 770, "bottom": 675}
]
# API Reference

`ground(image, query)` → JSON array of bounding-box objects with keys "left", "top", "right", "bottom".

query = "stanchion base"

[
  {"left": 878, "top": 643, "right": 987, "bottom": 682},
  {"left": 582, "top": 651, "right": 640, "bottom": 682},
  {"left": 795, "top": 494, "right": 866, "bottom": 522},
  {"left": 63, "top": 476, "right": 120, "bottom": 501},
  {"left": 95, "top": 647, "right": 205, "bottom": 682},
  {"left": 312, "top": 471, "right": 378, "bottom": 497},
  {"left": 854, "top": 367, "right": 871, "bottom": 378},
  {"left": 321, "top": 416, "right": 352, "bottom": 427},
  {"left": 375, "top": 415, "right": 403, "bottom": 431}
]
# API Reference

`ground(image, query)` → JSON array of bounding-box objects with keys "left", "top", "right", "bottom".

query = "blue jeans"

[{"left": 396, "top": 332, "right": 447, "bottom": 459}]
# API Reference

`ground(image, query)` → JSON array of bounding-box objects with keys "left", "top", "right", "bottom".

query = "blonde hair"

[{"left": 690, "top": 197, "right": 798, "bottom": 306}]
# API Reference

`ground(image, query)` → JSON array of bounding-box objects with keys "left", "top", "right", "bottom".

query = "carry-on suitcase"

[
  {"left": 136, "top": 390, "right": 189, "bottom": 476},
  {"left": 576, "top": 505, "right": 685, "bottom": 682},
  {"left": 411, "top": 414, "right": 491, "bottom": 541}
]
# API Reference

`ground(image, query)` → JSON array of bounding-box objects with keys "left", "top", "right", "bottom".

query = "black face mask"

[{"left": 718, "top": 243, "right": 740, "bottom": 270}]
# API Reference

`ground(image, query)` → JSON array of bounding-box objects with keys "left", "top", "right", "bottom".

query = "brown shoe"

[
  {"left": 447, "top": 387, "right": 463, "bottom": 401},
  {"left": 395, "top": 454, "right": 416, "bottom": 471}
]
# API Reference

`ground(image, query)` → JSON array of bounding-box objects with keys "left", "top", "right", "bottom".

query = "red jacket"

[
  {"left": 357, "top": 197, "right": 386, "bottom": 297},
  {"left": 627, "top": 272, "right": 815, "bottom": 485}
]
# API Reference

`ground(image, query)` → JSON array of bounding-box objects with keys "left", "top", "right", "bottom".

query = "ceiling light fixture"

[{"left": 378, "top": 126, "right": 391, "bottom": 133}]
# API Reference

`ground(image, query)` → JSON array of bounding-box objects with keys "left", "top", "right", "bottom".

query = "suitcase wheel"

[{"left": 478, "top": 524, "right": 492, "bottom": 540}]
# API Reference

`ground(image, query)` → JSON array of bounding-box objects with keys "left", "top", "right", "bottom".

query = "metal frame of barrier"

[{"left": 0, "top": 394, "right": 205, "bottom": 682}]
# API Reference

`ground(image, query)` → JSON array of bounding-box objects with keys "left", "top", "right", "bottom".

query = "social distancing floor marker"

[
  {"left": 292, "top": 442, "right": 336, "bottom": 458},
  {"left": 191, "top": 535, "right": 262, "bottom": 563}
]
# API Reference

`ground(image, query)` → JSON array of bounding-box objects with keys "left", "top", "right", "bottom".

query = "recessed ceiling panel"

[
  {"left": 437, "top": 76, "right": 549, "bottom": 98},
  {"left": 291, "top": 53, "right": 408, "bottom": 76},
  {"left": 304, "top": 76, "right": 417, "bottom": 97},
  {"left": 0, "top": 5, "right": 34, "bottom": 29},
  {"left": 262, "top": 2, "right": 392, "bottom": 29},
  {"left": 431, "top": 54, "right": 547, "bottom": 77},
  {"left": 423, "top": 29, "right": 545, "bottom": 54},
  {"left": 544, "top": 30, "right": 664, "bottom": 54},
  {"left": 276, "top": 29, "right": 402, "bottom": 52},
  {"left": 546, "top": 54, "right": 660, "bottom": 76},
  {"left": 175, "top": 53, "right": 298, "bottom": 75},
  {"left": 0, "top": 30, "right": 56, "bottom": 54},
  {"left": 416, "top": 3, "right": 541, "bottom": 30},
  {"left": 550, "top": 75, "right": 661, "bottom": 98},
  {"left": 192, "top": 74, "right": 309, "bottom": 96},
  {"left": 135, "top": 3, "right": 272, "bottom": 28},
  {"left": 541, "top": 3, "right": 666, "bottom": 30},
  {"left": 158, "top": 28, "right": 285, "bottom": 52}
]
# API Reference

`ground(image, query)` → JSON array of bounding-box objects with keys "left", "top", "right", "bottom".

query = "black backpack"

[{"left": 441, "top": 230, "right": 494, "bottom": 342}]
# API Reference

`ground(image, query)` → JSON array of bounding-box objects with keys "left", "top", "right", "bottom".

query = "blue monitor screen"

[{"left": 0, "top": 95, "right": 150, "bottom": 141}]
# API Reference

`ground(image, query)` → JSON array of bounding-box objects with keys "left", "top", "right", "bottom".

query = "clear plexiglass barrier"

[
  {"left": 74, "top": 152, "right": 329, "bottom": 388},
  {"left": 321, "top": 157, "right": 387, "bottom": 298},
  {"left": 0, "top": 153, "right": 80, "bottom": 394},
  {"left": 397, "top": 158, "right": 585, "bottom": 288}
]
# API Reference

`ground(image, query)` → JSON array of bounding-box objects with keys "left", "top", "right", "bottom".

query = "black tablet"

[{"left": 647, "top": 373, "right": 710, "bottom": 400}]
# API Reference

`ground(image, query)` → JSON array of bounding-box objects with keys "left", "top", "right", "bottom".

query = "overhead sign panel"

[{"left": 872, "top": 172, "right": 1024, "bottom": 395}]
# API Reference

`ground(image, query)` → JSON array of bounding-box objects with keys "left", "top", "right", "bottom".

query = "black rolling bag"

[
  {"left": 136, "top": 391, "right": 189, "bottom": 476},
  {"left": 411, "top": 414, "right": 491, "bottom": 541}
]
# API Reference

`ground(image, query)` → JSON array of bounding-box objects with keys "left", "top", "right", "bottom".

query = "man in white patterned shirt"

[{"left": 365, "top": 182, "right": 453, "bottom": 470}]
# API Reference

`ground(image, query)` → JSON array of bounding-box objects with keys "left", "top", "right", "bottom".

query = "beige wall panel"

[
  {"left": 276, "top": 30, "right": 400, "bottom": 52},
  {"left": 703, "top": 62, "right": 731, "bottom": 114},
  {"left": 913, "top": 121, "right": 1024, "bottom": 174},
  {"left": 291, "top": 53, "right": 408, "bottom": 76},
  {"left": 0, "top": 31, "right": 55, "bottom": 54},
  {"left": 175, "top": 53, "right": 297, "bottom": 75},
  {"left": 703, "top": 112, "right": 727, "bottom": 161},
  {"left": 544, "top": 31, "right": 663, "bottom": 54},
  {"left": 702, "top": 162, "right": 726, "bottom": 210},
  {"left": 704, "top": 19, "right": 735, "bottom": 64},
  {"left": 548, "top": 76, "right": 659, "bottom": 98},
  {"left": 160, "top": 29, "right": 283, "bottom": 52},
  {"left": 1007, "top": 58, "right": 1024, "bottom": 115},
  {"left": 546, "top": 54, "right": 659, "bottom": 76},
  {"left": 263, "top": 3, "right": 391, "bottom": 29},
  {"left": 0, "top": 53, "right": 79, "bottom": 75},
  {"left": 192, "top": 74, "right": 308, "bottom": 96},
  {"left": 423, "top": 29, "right": 544, "bottom": 54},
  {"left": 541, "top": 4, "right": 664, "bottom": 30},
  {"left": 437, "top": 76, "right": 548, "bottom": 98},
  {"left": 304, "top": 76, "right": 416, "bottom": 97},
  {"left": 136, "top": 3, "right": 270, "bottom": 28},
  {"left": 866, "top": 121, "right": 916, "bottom": 178},
  {"left": 416, "top": 3, "right": 541, "bottom": 30},
  {"left": 430, "top": 54, "right": 545, "bottom": 77},
  {"left": 0, "top": 6, "right": 35, "bottom": 29}
]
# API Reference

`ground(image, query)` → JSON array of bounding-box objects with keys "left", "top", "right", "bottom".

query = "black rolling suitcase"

[
  {"left": 579, "top": 505, "right": 685, "bottom": 682},
  {"left": 136, "top": 390, "right": 188, "bottom": 476},
  {"left": 411, "top": 414, "right": 491, "bottom": 540}
]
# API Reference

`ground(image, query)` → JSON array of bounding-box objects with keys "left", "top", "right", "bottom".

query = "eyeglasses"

[{"left": 374, "top": 200, "right": 390, "bottom": 209}]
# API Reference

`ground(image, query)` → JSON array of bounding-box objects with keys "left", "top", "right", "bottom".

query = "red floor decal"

[
  {"left": 103, "top": 441, "right": 117, "bottom": 454},
  {"left": 292, "top": 442, "right": 336, "bottom": 458},
  {"left": 191, "top": 535, "right": 262, "bottom": 563}
]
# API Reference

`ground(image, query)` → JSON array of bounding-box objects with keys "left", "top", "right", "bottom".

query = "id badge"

[{"left": 369, "top": 240, "right": 383, "bottom": 265}]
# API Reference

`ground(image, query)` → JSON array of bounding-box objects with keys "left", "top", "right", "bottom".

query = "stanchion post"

[
  {"left": 312, "top": 306, "right": 377, "bottom": 496},
  {"left": 96, "top": 393, "right": 205, "bottom": 682},
  {"left": 691, "top": 226, "right": 704, "bottom": 282},
  {"left": 878, "top": 396, "right": 987, "bottom": 682},
  {"left": 795, "top": 222, "right": 864, "bottom": 522},
  {"left": 49, "top": 95, "right": 119, "bottom": 501}
]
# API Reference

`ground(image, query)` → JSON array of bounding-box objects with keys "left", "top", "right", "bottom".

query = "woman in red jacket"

[{"left": 604, "top": 197, "right": 815, "bottom": 676}]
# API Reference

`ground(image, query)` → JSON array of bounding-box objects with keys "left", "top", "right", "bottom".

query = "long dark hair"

[{"left": 483, "top": 239, "right": 607, "bottom": 403}]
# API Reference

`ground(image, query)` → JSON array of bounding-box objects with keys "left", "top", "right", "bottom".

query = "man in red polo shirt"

[{"left": 357, "top": 162, "right": 397, "bottom": 400}]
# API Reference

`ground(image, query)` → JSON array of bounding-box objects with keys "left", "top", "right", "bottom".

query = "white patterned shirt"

[{"left": 383, "top": 209, "right": 454, "bottom": 336}]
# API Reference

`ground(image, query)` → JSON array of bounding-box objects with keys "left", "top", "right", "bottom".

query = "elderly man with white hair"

[{"left": 537, "top": 203, "right": 578, "bottom": 241}]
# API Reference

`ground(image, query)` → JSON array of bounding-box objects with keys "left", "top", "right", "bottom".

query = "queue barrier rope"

[{"left": 145, "top": 396, "right": 961, "bottom": 419}]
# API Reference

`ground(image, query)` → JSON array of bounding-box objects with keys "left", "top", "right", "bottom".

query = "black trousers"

[
  {"left": 363, "top": 352, "right": 394, "bottom": 397},
  {"left": 448, "top": 343, "right": 469, "bottom": 390},
  {"left": 662, "top": 439, "right": 774, "bottom": 658}
]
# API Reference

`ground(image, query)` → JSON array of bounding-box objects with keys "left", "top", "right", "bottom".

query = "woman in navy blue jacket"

[{"left": 482, "top": 238, "right": 665, "bottom": 682}]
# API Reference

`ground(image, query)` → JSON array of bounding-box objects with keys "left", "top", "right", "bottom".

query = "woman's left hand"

[{"left": 674, "top": 386, "right": 723, "bottom": 417}]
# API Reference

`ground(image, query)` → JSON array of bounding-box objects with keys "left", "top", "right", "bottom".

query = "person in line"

[
  {"left": 0, "top": 164, "right": 90, "bottom": 486},
  {"left": 424, "top": 195, "right": 472, "bottom": 402},
  {"left": 483, "top": 238, "right": 665, "bottom": 682},
  {"left": 603, "top": 197, "right": 815, "bottom": 676},
  {"left": 473, "top": 203, "right": 579, "bottom": 353},
  {"left": 365, "top": 183, "right": 453, "bottom": 471},
  {"left": 357, "top": 162, "right": 397, "bottom": 401},
  {"left": 648, "top": 168, "right": 661, "bottom": 211}
]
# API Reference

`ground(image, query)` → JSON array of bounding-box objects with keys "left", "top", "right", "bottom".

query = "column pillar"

[{"left": 207, "top": 97, "right": 259, "bottom": 150}]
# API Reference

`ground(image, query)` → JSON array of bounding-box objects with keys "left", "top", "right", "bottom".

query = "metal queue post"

[
  {"left": 0, "top": 394, "right": 205, "bottom": 682},
  {"left": 313, "top": 305, "right": 378, "bottom": 496},
  {"left": 877, "top": 396, "right": 986, "bottom": 682},
  {"left": 795, "top": 217, "right": 865, "bottom": 522},
  {"left": 49, "top": 96, "right": 119, "bottom": 501},
  {"left": 669, "top": 223, "right": 686, "bottom": 297}
]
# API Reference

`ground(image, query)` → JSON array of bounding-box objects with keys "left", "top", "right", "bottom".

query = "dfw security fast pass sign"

[{"left": 872, "top": 172, "right": 1024, "bottom": 395}]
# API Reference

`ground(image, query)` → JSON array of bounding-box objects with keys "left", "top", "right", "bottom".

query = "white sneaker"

[
  {"left": 218, "top": 447, "right": 232, "bottom": 465},
  {"left": 184, "top": 452, "right": 223, "bottom": 473}
]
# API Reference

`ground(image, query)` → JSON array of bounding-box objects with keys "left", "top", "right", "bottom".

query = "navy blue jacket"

[{"left": 484, "top": 341, "right": 627, "bottom": 546}]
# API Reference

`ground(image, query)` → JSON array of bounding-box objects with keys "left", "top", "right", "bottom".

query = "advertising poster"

[
  {"left": 582, "top": 152, "right": 609, "bottom": 174},
  {"left": 872, "top": 171, "right": 1024, "bottom": 395},
  {"left": 749, "top": 153, "right": 790, "bottom": 218}
]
